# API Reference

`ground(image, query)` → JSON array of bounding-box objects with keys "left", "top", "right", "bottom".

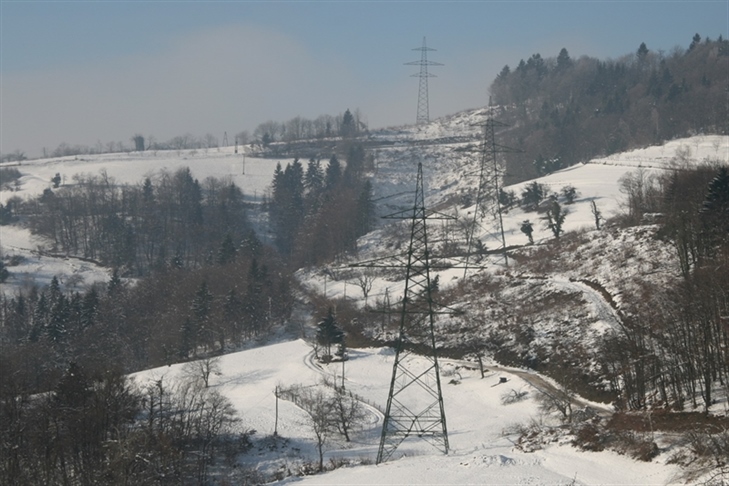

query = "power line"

[
  {"left": 373, "top": 163, "right": 449, "bottom": 464},
  {"left": 463, "top": 99, "right": 520, "bottom": 276},
  {"left": 406, "top": 37, "right": 443, "bottom": 126}
]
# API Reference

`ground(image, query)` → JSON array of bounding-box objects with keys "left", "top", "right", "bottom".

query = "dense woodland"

[
  {"left": 0, "top": 141, "right": 375, "bottom": 484},
  {"left": 269, "top": 142, "right": 374, "bottom": 267},
  {"left": 605, "top": 164, "right": 729, "bottom": 412},
  {"left": 23, "top": 168, "right": 251, "bottom": 275},
  {"left": 491, "top": 34, "right": 728, "bottom": 183}
]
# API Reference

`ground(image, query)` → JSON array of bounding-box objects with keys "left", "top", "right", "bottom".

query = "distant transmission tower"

[
  {"left": 406, "top": 37, "right": 443, "bottom": 125},
  {"left": 223, "top": 131, "right": 229, "bottom": 147},
  {"left": 463, "top": 99, "right": 519, "bottom": 276},
  {"left": 375, "top": 163, "right": 449, "bottom": 463}
]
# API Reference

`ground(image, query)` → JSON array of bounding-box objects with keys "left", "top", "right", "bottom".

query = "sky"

[{"left": 1, "top": 1, "right": 727, "bottom": 158}]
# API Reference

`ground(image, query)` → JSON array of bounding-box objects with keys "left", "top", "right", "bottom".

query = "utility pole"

[
  {"left": 463, "top": 99, "right": 519, "bottom": 277},
  {"left": 349, "top": 163, "right": 466, "bottom": 463},
  {"left": 274, "top": 386, "right": 279, "bottom": 436},
  {"left": 406, "top": 37, "right": 443, "bottom": 125},
  {"left": 376, "top": 163, "right": 448, "bottom": 463}
]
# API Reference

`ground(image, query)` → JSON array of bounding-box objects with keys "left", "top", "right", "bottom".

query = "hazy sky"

[{"left": 2, "top": 1, "right": 727, "bottom": 157}]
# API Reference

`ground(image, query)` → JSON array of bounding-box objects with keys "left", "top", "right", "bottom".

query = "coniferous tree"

[
  {"left": 217, "top": 233, "right": 237, "bottom": 265},
  {"left": 325, "top": 155, "right": 342, "bottom": 190},
  {"left": 520, "top": 220, "right": 534, "bottom": 244},
  {"left": 340, "top": 109, "right": 356, "bottom": 138},
  {"left": 46, "top": 277, "right": 68, "bottom": 344},
  {"left": 356, "top": 179, "right": 375, "bottom": 236},
  {"left": 79, "top": 287, "right": 99, "bottom": 330},
  {"left": 521, "top": 182, "right": 547, "bottom": 211},
  {"left": 700, "top": 167, "right": 729, "bottom": 251},
  {"left": 191, "top": 281, "right": 213, "bottom": 351},
  {"left": 240, "top": 228, "right": 262, "bottom": 259},
  {"left": 305, "top": 158, "right": 325, "bottom": 204},
  {"left": 556, "top": 47, "right": 572, "bottom": 72},
  {"left": 244, "top": 259, "right": 268, "bottom": 335},
  {"left": 343, "top": 143, "right": 366, "bottom": 184},
  {"left": 316, "top": 307, "right": 344, "bottom": 360},
  {"left": 271, "top": 160, "right": 305, "bottom": 256}
]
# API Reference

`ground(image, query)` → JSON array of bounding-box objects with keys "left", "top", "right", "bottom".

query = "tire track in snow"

[{"left": 301, "top": 349, "right": 386, "bottom": 424}]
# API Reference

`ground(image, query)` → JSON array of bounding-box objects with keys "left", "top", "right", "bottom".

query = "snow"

[
  {"left": 1, "top": 147, "right": 289, "bottom": 295},
  {"left": 2, "top": 111, "right": 728, "bottom": 483},
  {"left": 133, "top": 339, "right": 685, "bottom": 485}
]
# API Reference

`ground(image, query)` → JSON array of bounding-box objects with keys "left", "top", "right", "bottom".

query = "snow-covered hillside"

[
  {"left": 2, "top": 110, "right": 728, "bottom": 484},
  {"left": 133, "top": 339, "right": 684, "bottom": 485},
  {"left": 2, "top": 108, "right": 726, "bottom": 296},
  {"left": 0, "top": 147, "right": 290, "bottom": 295}
]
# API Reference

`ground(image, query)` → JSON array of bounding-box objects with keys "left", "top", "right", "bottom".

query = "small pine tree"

[
  {"left": 556, "top": 47, "right": 572, "bottom": 71},
  {"left": 561, "top": 185, "right": 579, "bottom": 204},
  {"left": 217, "top": 233, "right": 237, "bottom": 265},
  {"left": 521, "top": 182, "right": 547, "bottom": 211},
  {"left": 520, "top": 220, "right": 534, "bottom": 244},
  {"left": 340, "top": 109, "right": 356, "bottom": 138},
  {"left": 498, "top": 188, "right": 517, "bottom": 209},
  {"left": 316, "top": 307, "right": 344, "bottom": 361}
]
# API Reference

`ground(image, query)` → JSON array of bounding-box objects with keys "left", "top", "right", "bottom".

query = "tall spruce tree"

[{"left": 325, "top": 155, "right": 342, "bottom": 190}]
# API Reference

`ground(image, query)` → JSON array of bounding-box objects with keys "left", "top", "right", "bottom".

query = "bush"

[{"left": 501, "top": 388, "right": 529, "bottom": 405}]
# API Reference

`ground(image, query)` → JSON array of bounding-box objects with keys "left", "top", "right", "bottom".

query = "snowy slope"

[
  {"left": 133, "top": 339, "right": 685, "bottom": 485},
  {"left": 2, "top": 112, "right": 728, "bottom": 484},
  {"left": 0, "top": 147, "right": 289, "bottom": 295}
]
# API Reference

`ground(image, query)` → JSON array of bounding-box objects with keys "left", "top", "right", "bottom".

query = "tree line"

[
  {"left": 0, "top": 357, "right": 249, "bottom": 485},
  {"left": 601, "top": 162, "right": 729, "bottom": 412},
  {"left": 22, "top": 168, "right": 250, "bottom": 276},
  {"left": 2, "top": 107, "right": 367, "bottom": 161},
  {"left": 254, "top": 108, "right": 365, "bottom": 146},
  {"left": 490, "top": 34, "right": 729, "bottom": 183},
  {"left": 269, "top": 142, "right": 375, "bottom": 267},
  {"left": 0, "top": 141, "right": 380, "bottom": 482},
  {"left": 1, "top": 165, "right": 295, "bottom": 400}
]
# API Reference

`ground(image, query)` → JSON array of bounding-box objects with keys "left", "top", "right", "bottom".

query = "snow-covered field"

[
  {"left": 2, "top": 111, "right": 728, "bottom": 484},
  {"left": 0, "top": 147, "right": 289, "bottom": 295},
  {"left": 2, "top": 111, "right": 727, "bottom": 297},
  {"left": 134, "top": 339, "right": 685, "bottom": 485}
]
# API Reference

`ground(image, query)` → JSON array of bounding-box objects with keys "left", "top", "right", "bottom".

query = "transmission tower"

[
  {"left": 222, "top": 131, "right": 229, "bottom": 147},
  {"left": 375, "top": 162, "right": 449, "bottom": 463},
  {"left": 463, "top": 100, "right": 519, "bottom": 276},
  {"left": 406, "top": 37, "right": 443, "bottom": 126}
]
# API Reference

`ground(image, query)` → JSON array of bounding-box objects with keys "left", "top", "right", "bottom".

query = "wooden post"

[{"left": 274, "top": 386, "right": 279, "bottom": 436}]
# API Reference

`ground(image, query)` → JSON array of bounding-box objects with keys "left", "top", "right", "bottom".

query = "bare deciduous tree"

[
  {"left": 182, "top": 356, "right": 222, "bottom": 388},
  {"left": 356, "top": 270, "right": 376, "bottom": 306},
  {"left": 299, "top": 388, "right": 332, "bottom": 472},
  {"left": 327, "top": 383, "right": 365, "bottom": 442}
]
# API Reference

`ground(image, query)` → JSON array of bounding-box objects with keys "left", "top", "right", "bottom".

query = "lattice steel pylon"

[
  {"left": 376, "top": 162, "right": 449, "bottom": 464},
  {"left": 463, "top": 99, "right": 519, "bottom": 276},
  {"left": 406, "top": 37, "right": 443, "bottom": 126}
]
